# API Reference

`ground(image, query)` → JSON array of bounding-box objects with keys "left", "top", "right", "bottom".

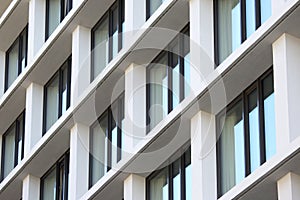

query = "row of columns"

[{"left": 0, "top": 0, "right": 294, "bottom": 199}]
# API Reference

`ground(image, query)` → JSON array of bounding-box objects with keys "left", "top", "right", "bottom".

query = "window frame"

[
  {"left": 213, "top": 0, "right": 264, "bottom": 66},
  {"left": 88, "top": 92, "right": 124, "bottom": 188},
  {"left": 40, "top": 151, "right": 69, "bottom": 200},
  {"left": 90, "top": 0, "right": 124, "bottom": 82},
  {"left": 4, "top": 26, "right": 28, "bottom": 92},
  {"left": 216, "top": 67, "right": 274, "bottom": 197},
  {"left": 1, "top": 111, "right": 25, "bottom": 181},
  {"left": 43, "top": 56, "right": 72, "bottom": 134},
  {"left": 45, "top": 0, "right": 73, "bottom": 40},
  {"left": 146, "top": 146, "right": 191, "bottom": 200},
  {"left": 146, "top": 25, "right": 190, "bottom": 133}
]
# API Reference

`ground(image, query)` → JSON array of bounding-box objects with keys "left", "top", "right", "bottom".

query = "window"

[
  {"left": 40, "top": 151, "right": 69, "bottom": 200},
  {"left": 146, "top": 0, "right": 166, "bottom": 19},
  {"left": 214, "top": 0, "right": 272, "bottom": 64},
  {"left": 147, "top": 147, "right": 191, "bottom": 200},
  {"left": 146, "top": 26, "right": 190, "bottom": 132},
  {"left": 216, "top": 68, "right": 275, "bottom": 197},
  {"left": 91, "top": 0, "right": 124, "bottom": 81},
  {"left": 46, "top": 0, "right": 73, "bottom": 40},
  {"left": 43, "top": 57, "right": 71, "bottom": 134},
  {"left": 5, "top": 26, "right": 28, "bottom": 91},
  {"left": 1, "top": 111, "right": 25, "bottom": 181},
  {"left": 89, "top": 93, "right": 124, "bottom": 187}
]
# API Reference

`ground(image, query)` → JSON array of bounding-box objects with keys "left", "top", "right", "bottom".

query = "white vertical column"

[
  {"left": 189, "top": 0, "right": 214, "bottom": 93},
  {"left": 24, "top": 83, "right": 43, "bottom": 155},
  {"left": 277, "top": 172, "right": 300, "bottom": 200},
  {"left": 69, "top": 123, "right": 89, "bottom": 200},
  {"left": 191, "top": 111, "right": 217, "bottom": 200},
  {"left": 123, "top": 64, "right": 146, "bottom": 153},
  {"left": 0, "top": 51, "right": 5, "bottom": 97},
  {"left": 22, "top": 175, "right": 40, "bottom": 200},
  {"left": 71, "top": 25, "right": 91, "bottom": 106},
  {"left": 272, "top": 33, "right": 300, "bottom": 152},
  {"left": 28, "top": 0, "right": 46, "bottom": 63},
  {"left": 124, "top": 0, "right": 146, "bottom": 47},
  {"left": 124, "top": 174, "right": 145, "bottom": 200}
]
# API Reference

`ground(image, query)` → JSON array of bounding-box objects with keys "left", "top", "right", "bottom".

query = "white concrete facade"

[{"left": 0, "top": 0, "right": 300, "bottom": 200}]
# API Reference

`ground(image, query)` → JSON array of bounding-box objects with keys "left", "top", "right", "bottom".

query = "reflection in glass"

[
  {"left": 46, "top": 75, "right": 59, "bottom": 131},
  {"left": 248, "top": 89, "right": 260, "bottom": 172},
  {"left": 261, "top": 0, "right": 272, "bottom": 24},
  {"left": 42, "top": 168, "right": 57, "bottom": 200},
  {"left": 149, "top": 167, "right": 168, "bottom": 200},
  {"left": 112, "top": 6, "right": 119, "bottom": 59},
  {"left": 3, "top": 127, "right": 16, "bottom": 179},
  {"left": 263, "top": 73, "right": 276, "bottom": 160},
  {"left": 246, "top": 0, "right": 256, "bottom": 38},
  {"left": 7, "top": 41, "right": 19, "bottom": 89},
  {"left": 149, "top": 53, "right": 168, "bottom": 130},
  {"left": 90, "top": 113, "right": 107, "bottom": 186},
  {"left": 219, "top": 100, "right": 245, "bottom": 194},
  {"left": 48, "top": 0, "right": 61, "bottom": 38}
]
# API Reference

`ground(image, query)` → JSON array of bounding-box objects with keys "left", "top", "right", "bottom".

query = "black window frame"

[
  {"left": 45, "top": 0, "right": 73, "bottom": 40},
  {"left": 43, "top": 56, "right": 72, "bottom": 135},
  {"left": 40, "top": 151, "right": 69, "bottom": 200},
  {"left": 213, "top": 0, "right": 265, "bottom": 66},
  {"left": 146, "top": 146, "right": 191, "bottom": 200},
  {"left": 1, "top": 111, "right": 25, "bottom": 181},
  {"left": 146, "top": 25, "right": 190, "bottom": 133},
  {"left": 216, "top": 67, "right": 274, "bottom": 197},
  {"left": 4, "top": 26, "right": 28, "bottom": 92},
  {"left": 89, "top": 92, "right": 124, "bottom": 188},
  {"left": 90, "top": 0, "right": 124, "bottom": 82}
]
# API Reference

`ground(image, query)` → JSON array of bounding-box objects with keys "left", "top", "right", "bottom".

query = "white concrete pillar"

[
  {"left": 191, "top": 111, "right": 217, "bottom": 200},
  {"left": 71, "top": 25, "right": 91, "bottom": 106},
  {"left": 69, "top": 123, "right": 89, "bottom": 199},
  {"left": 123, "top": 64, "right": 146, "bottom": 153},
  {"left": 24, "top": 83, "right": 43, "bottom": 155},
  {"left": 22, "top": 174, "right": 40, "bottom": 200},
  {"left": 124, "top": 0, "right": 146, "bottom": 47},
  {"left": 0, "top": 51, "right": 5, "bottom": 97},
  {"left": 124, "top": 174, "right": 145, "bottom": 200},
  {"left": 28, "top": 0, "right": 46, "bottom": 62},
  {"left": 272, "top": 34, "right": 300, "bottom": 152},
  {"left": 189, "top": 0, "right": 214, "bottom": 93},
  {"left": 277, "top": 172, "right": 300, "bottom": 200}
]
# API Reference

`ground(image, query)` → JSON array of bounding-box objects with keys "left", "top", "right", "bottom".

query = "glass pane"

[
  {"left": 246, "top": 0, "right": 256, "bottom": 38},
  {"left": 90, "top": 113, "right": 107, "bottom": 186},
  {"left": 183, "top": 34, "right": 190, "bottom": 98},
  {"left": 3, "top": 126, "right": 16, "bottom": 179},
  {"left": 262, "top": 73, "right": 276, "bottom": 160},
  {"left": 93, "top": 17, "right": 109, "bottom": 80},
  {"left": 149, "top": 0, "right": 164, "bottom": 17},
  {"left": 58, "top": 163, "right": 66, "bottom": 200},
  {"left": 47, "top": 0, "right": 61, "bottom": 37},
  {"left": 120, "top": 96, "right": 125, "bottom": 158},
  {"left": 149, "top": 53, "right": 168, "bottom": 130},
  {"left": 149, "top": 167, "right": 168, "bottom": 200},
  {"left": 46, "top": 74, "right": 59, "bottom": 131},
  {"left": 61, "top": 62, "right": 69, "bottom": 115},
  {"left": 7, "top": 41, "right": 19, "bottom": 89},
  {"left": 248, "top": 89, "right": 260, "bottom": 172},
  {"left": 20, "top": 30, "right": 27, "bottom": 71},
  {"left": 218, "top": 0, "right": 241, "bottom": 63},
  {"left": 219, "top": 100, "right": 245, "bottom": 195},
  {"left": 112, "top": 6, "right": 119, "bottom": 59},
  {"left": 185, "top": 148, "right": 191, "bottom": 200},
  {"left": 62, "top": 0, "right": 72, "bottom": 18},
  {"left": 42, "top": 168, "right": 57, "bottom": 200},
  {"left": 17, "top": 114, "right": 24, "bottom": 164},
  {"left": 171, "top": 43, "right": 180, "bottom": 109},
  {"left": 111, "top": 107, "right": 118, "bottom": 168},
  {"left": 260, "top": 0, "right": 271, "bottom": 24},
  {"left": 172, "top": 159, "right": 181, "bottom": 200}
]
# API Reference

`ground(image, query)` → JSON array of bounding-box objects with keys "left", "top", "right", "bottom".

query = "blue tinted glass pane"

[
  {"left": 248, "top": 90, "right": 261, "bottom": 172},
  {"left": 261, "top": 0, "right": 272, "bottom": 24},
  {"left": 232, "top": 1, "right": 242, "bottom": 51},
  {"left": 219, "top": 100, "right": 245, "bottom": 195},
  {"left": 263, "top": 73, "right": 276, "bottom": 160},
  {"left": 246, "top": 0, "right": 256, "bottom": 38}
]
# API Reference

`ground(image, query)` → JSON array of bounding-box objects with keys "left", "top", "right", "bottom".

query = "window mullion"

[
  {"left": 58, "top": 69, "right": 63, "bottom": 118},
  {"left": 241, "top": 0, "right": 247, "bottom": 42},
  {"left": 258, "top": 78, "right": 266, "bottom": 164},
  {"left": 107, "top": 108, "right": 112, "bottom": 172},
  {"left": 18, "top": 35, "right": 22, "bottom": 75},
  {"left": 256, "top": 0, "right": 262, "bottom": 28},
  {"left": 108, "top": 10, "right": 113, "bottom": 62},
  {"left": 14, "top": 121, "right": 19, "bottom": 167},
  {"left": 117, "top": 97, "right": 122, "bottom": 162},
  {"left": 168, "top": 164, "right": 173, "bottom": 200},
  {"left": 180, "top": 156, "right": 186, "bottom": 200},
  {"left": 243, "top": 92, "right": 251, "bottom": 176},
  {"left": 55, "top": 162, "right": 60, "bottom": 200},
  {"left": 179, "top": 35, "right": 185, "bottom": 102},
  {"left": 168, "top": 51, "right": 173, "bottom": 113}
]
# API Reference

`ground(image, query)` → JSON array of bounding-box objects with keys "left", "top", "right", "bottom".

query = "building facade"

[{"left": 0, "top": 0, "right": 299, "bottom": 199}]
